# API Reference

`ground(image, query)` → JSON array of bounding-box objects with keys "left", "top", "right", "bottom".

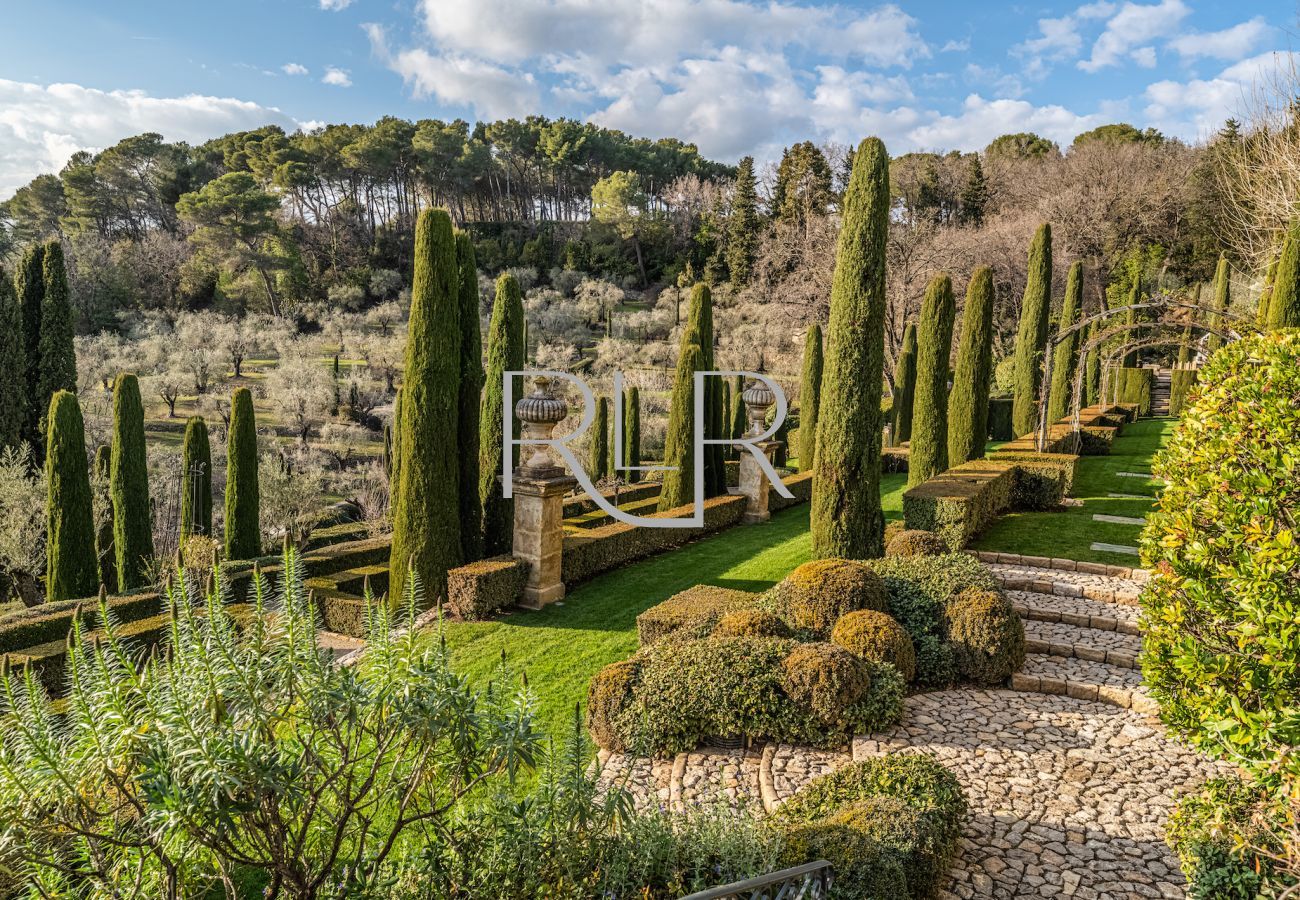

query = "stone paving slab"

[
  {"left": 764, "top": 743, "right": 851, "bottom": 811},
  {"left": 1008, "top": 589, "right": 1140, "bottom": 635},
  {"left": 676, "top": 746, "right": 765, "bottom": 813},
  {"left": 1093, "top": 514, "right": 1147, "bottom": 526},
  {"left": 1108, "top": 492, "right": 1152, "bottom": 499},
  {"left": 594, "top": 752, "right": 675, "bottom": 813},
  {"left": 1091, "top": 542, "right": 1141, "bottom": 557},
  {"left": 1023, "top": 619, "right": 1142, "bottom": 668},
  {"left": 1015, "top": 653, "right": 1153, "bottom": 713},
  {"left": 987, "top": 563, "right": 1143, "bottom": 605}
]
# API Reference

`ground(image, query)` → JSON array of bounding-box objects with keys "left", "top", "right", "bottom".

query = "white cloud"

[
  {"left": 1015, "top": 2, "right": 1115, "bottom": 78},
  {"left": 1169, "top": 17, "right": 1270, "bottom": 60},
  {"left": 319, "top": 0, "right": 353, "bottom": 10},
  {"left": 1078, "top": 0, "right": 1189, "bottom": 72},
  {"left": 322, "top": 66, "right": 352, "bottom": 87},
  {"left": 1144, "top": 50, "right": 1298, "bottom": 138},
  {"left": 908, "top": 94, "right": 1108, "bottom": 151},
  {"left": 0, "top": 79, "right": 297, "bottom": 198},
  {"left": 941, "top": 38, "right": 970, "bottom": 53},
  {"left": 281, "top": 62, "right": 309, "bottom": 76},
  {"left": 1131, "top": 46, "right": 1157, "bottom": 67}
]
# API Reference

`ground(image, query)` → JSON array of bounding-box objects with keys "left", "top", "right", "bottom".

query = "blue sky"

[{"left": 1, "top": 0, "right": 1295, "bottom": 197}]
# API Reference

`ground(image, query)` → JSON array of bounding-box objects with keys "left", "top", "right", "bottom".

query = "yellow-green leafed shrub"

[
  {"left": 774, "top": 559, "right": 888, "bottom": 633},
  {"left": 943, "top": 588, "right": 1025, "bottom": 685},
  {"left": 712, "top": 608, "right": 791, "bottom": 639},
  {"left": 778, "top": 812, "right": 908, "bottom": 899},
  {"left": 781, "top": 642, "right": 871, "bottom": 724},
  {"left": 885, "top": 529, "right": 949, "bottom": 558},
  {"left": 586, "top": 658, "right": 642, "bottom": 753},
  {"left": 832, "top": 610, "right": 917, "bottom": 682},
  {"left": 635, "top": 584, "right": 759, "bottom": 646}
]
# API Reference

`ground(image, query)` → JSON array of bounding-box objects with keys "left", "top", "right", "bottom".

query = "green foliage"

[
  {"left": 730, "top": 373, "right": 746, "bottom": 450},
  {"left": 831, "top": 610, "right": 917, "bottom": 682},
  {"left": 587, "top": 658, "right": 642, "bottom": 752},
  {"left": 811, "top": 138, "right": 888, "bottom": 560},
  {"left": 948, "top": 267, "right": 994, "bottom": 466},
  {"left": 1268, "top": 220, "right": 1300, "bottom": 330},
  {"left": 773, "top": 142, "right": 834, "bottom": 228},
  {"left": 479, "top": 272, "right": 525, "bottom": 555},
  {"left": 781, "top": 641, "right": 872, "bottom": 724},
  {"left": 0, "top": 269, "right": 24, "bottom": 452},
  {"left": 455, "top": 231, "right": 483, "bottom": 562},
  {"left": 109, "top": 373, "right": 153, "bottom": 591},
  {"left": 44, "top": 391, "right": 97, "bottom": 601},
  {"left": 958, "top": 157, "right": 987, "bottom": 228},
  {"left": 908, "top": 275, "right": 956, "bottom": 487},
  {"left": 92, "top": 444, "right": 116, "bottom": 591},
  {"left": 675, "top": 282, "right": 725, "bottom": 497},
  {"left": 224, "top": 387, "right": 260, "bottom": 560},
  {"left": 727, "top": 156, "right": 759, "bottom": 287},
  {"left": 624, "top": 385, "right": 642, "bottom": 482},
  {"left": 985, "top": 132, "right": 1058, "bottom": 160},
  {"left": 1011, "top": 224, "right": 1053, "bottom": 437},
  {"left": 713, "top": 608, "right": 791, "bottom": 639},
  {"left": 391, "top": 208, "right": 462, "bottom": 604},
  {"left": 636, "top": 584, "right": 759, "bottom": 646},
  {"left": 1046, "top": 262, "right": 1083, "bottom": 422},
  {"left": 1071, "top": 123, "right": 1165, "bottom": 147},
  {"left": 1259, "top": 251, "right": 1279, "bottom": 327},
  {"left": 1166, "top": 777, "right": 1282, "bottom": 899},
  {"left": 986, "top": 397, "right": 1014, "bottom": 441},
  {"left": 773, "top": 558, "right": 889, "bottom": 633},
  {"left": 36, "top": 242, "right": 77, "bottom": 425},
  {"left": 1117, "top": 366, "right": 1154, "bottom": 414},
  {"left": 778, "top": 811, "right": 908, "bottom": 900},
  {"left": 943, "top": 588, "right": 1026, "bottom": 685},
  {"left": 1084, "top": 321, "right": 1102, "bottom": 406},
  {"left": 891, "top": 323, "right": 917, "bottom": 444},
  {"left": 1140, "top": 331, "right": 1300, "bottom": 788},
  {"left": 885, "top": 529, "right": 949, "bottom": 558},
  {"left": 180, "top": 416, "right": 212, "bottom": 541},
  {"left": 15, "top": 244, "right": 45, "bottom": 452},
  {"left": 1168, "top": 369, "right": 1197, "bottom": 416},
  {"left": 1207, "top": 255, "right": 1232, "bottom": 353},
  {"left": 590, "top": 396, "right": 610, "bottom": 480},
  {"left": 799, "top": 323, "right": 824, "bottom": 468},
  {"left": 659, "top": 341, "right": 705, "bottom": 510}
]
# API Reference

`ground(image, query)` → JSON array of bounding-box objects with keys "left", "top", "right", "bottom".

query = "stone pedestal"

[
  {"left": 736, "top": 439, "right": 780, "bottom": 523},
  {"left": 512, "top": 468, "right": 575, "bottom": 609}
]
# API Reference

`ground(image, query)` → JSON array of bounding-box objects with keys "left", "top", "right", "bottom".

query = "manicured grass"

[
  {"left": 440, "top": 472, "right": 908, "bottom": 741},
  {"left": 970, "top": 418, "right": 1172, "bottom": 564}
]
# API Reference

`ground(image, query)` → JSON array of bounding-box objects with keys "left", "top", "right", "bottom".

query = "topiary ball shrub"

[
  {"left": 943, "top": 588, "right": 1025, "bottom": 685},
  {"left": 781, "top": 643, "right": 872, "bottom": 725},
  {"left": 832, "top": 610, "right": 917, "bottom": 682},
  {"left": 713, "top": 608, "right": 791, "bottom": 639},
  {"left": 775, "top": 559, "right": 888, "bottom": 634},
  {"left": 884, "top": 519, "right": 906, "bottom": 547},
  {"left": 774, "top": 753, "right": 968, "bottom": 900},
  {"left": 885, "top": 529, "right": 949, "bottom": 559},
  {"left": 586, "top": 658, "right": 642, "bottom": 752},
  {"left": 1140, "top": 331, "right": 1300, "bottom": 789},
  {"left": 778, "top": 814, "right": 909, "bottom": 900}
]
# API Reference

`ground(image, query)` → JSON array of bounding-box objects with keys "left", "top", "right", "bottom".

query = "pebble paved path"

[{"left": 594, "top": 562, "right": 1229, "bottom": 898}]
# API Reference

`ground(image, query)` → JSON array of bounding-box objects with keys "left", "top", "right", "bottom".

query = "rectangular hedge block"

[
  {"left": 769, "top": 470, "right": 815, "bottom": 512},
  {"left": 986, "top": 451, "right": 1079, "bottom": 498},
  {"left": 636, "top": 585, "right": 760, "bottom": 647},
  {"left": 0, "top": 588, "right": 163, "bottom": 655},
  {"left": 903, "top": 461, "right": 1017, "bottom": 550},
  {"left": 447, "top": 556, "right": 528, "bottom": 621}
]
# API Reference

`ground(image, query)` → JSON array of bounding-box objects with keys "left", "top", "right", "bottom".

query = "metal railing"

[{"left": 678, "top": 860, "right": 834, "bottom": 900}]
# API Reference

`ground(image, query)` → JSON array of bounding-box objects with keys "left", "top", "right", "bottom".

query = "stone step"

[
  {"left": 1011, "top": 653, "right": 1156, "bottom": 714},
  {"left": 1022, "top": 619, "right": 1141, "bottom": 669},
  {"left": 1008, "top": 589, "right": 1140, "bottom": 635},
  {"left": 986, "top": 561, "right": 1145, "bottom": 605}
]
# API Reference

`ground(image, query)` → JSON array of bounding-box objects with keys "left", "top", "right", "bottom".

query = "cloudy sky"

[{"left": 1, "top": 0, "right": 1295, "bottom": 198}]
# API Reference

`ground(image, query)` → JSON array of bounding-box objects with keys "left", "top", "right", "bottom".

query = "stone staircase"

[{"left": 1152, "top": 367, "right": 1172, "bottom": 416}]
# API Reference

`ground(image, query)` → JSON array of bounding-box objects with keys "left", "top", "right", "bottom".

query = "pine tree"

[
  {"left": 93, "top": 444, "right": 116, "bottom": 591},
  {"left": 798, "top": 324, "right": 823, "bottom": 469},
  {"left": 679, "top": 283, "right": 725, "bottom": 497},
  {"left": 390, "top": 208, "right": 462, "bottom": 603},
  {"left": 224, "top": 387, "right": 261, "bottom": 560},
  {"left": 455, "top": 232, "right": 483, "bottom": 561},
  {"left": 590, "top": 396, "right": 610, "bottom": 481},
  {"left": 810, "top": 137, "right": 889, "bottom": 560},
  {"left": 37, "top": 242, "right": 77, "bottom": 414},
  {"left": 1206, "top": 255, "right": 1231, "bottom": 352},
  {"left": 110, "top": 373, "right": 153, "bottom": 590},
  {"left": 181, "top": 416, "right": 212, "bottom": 541},
  {"left": 658, "top": 342, "right": 705, "bottom": 510},
  {"left": 1047, "top": 262, "right": 1084, "bottom": 422},
  {"left": 624, "top": 386, "right": 642, "bottom": 482},
  {"left": 479, "top": 273, "right": 525, "bottom": 556},
  {"left": 908, "top": 275, "right": 956, "bottom": 487},
  {"left": 44, "top": 391, "right": 97, "bottom": 602},
  {"left": 890, "top": 324, "right": 917, "bottom": 444},
  {"left": 0, "top": 269, "right": 24, "bottom": 452},
  {"left": 1011, "top": 223, "right": 1053, "bottom": 436},
  {"left": 727, "top": 157, "right": 760, "bottom": 288},
  {"left": 948, "top": 266, "right": 994, "bottom": 466},
  {"left": 1268, "top": 221, "right": 1300, "bottom": 330},
  {"left": 958, "top": 156, "right": 987, "bottom": 227},
  {"left": 15, "top": 244, "right": 45, "bottom": 451}
]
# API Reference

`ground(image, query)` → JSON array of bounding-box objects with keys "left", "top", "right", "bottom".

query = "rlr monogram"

[{"left": 501, "top": 370, "right": 794, "bottom": 527}]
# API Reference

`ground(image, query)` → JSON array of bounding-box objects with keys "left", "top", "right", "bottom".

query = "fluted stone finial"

[
  {"left": 515, "top": 376, "right": 568, "bottom": 475},
  {"left": 741, "top": 378, "right": 775, "bottom": 438}
]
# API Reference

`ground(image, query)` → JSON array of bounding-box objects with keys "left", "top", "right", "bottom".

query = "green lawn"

[
  {"left": 440, "top": 472, "right": 908, "bottom": 740},
  {"left": 970, "top": 418, "right": 1172, "bottom": 564}
]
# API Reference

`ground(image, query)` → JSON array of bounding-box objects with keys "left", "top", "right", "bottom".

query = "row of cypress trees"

[
  {"left": 585, "top": 390, "right": 645, "bottom": 482},
  {"left": 1266, "top": 221, "right": 1300, "bottom": 329}
]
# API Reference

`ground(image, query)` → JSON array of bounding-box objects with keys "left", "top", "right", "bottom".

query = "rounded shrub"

[
  {"left": 943, "top": 588, "right": 1026, "bottom": 685},
  {"left": 883, "top": 519, "right": 906, "bottom": 547},
  {"left": 781, "top": 643, "right": 871, "bottom": 725},
  {"left": 586, "top": 658, "right": 642, "bottom": 752},
  {"left": 832, "top": 610, "right": 917, "bottom": 682},
  {"left": 713, "top": 608, "right": 791, "bottom": 639},
  {"left": 885, "top": 529, "right": 949, "bottom": 559},
  {"left": 777, "top": 559, "right": 887, "bottom": 633},
  {"left": 778, "top": 817, "right": 908, "bottom": 900},
  {"left": 1140, "top": 331, "right": 1300, "bottom": 788}
]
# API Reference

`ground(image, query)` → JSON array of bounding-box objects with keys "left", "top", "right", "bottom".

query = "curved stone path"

[{"left": 595, "top": 563, "right": 1230, "bottom": 898}]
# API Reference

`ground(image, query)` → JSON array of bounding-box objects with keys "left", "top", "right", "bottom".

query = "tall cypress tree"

[
  {"left": 1206, "top": 255, "right": 1231, "bottom": 352},
  {"left": 948, "top": 266, "right": 994, "bottom": 466},
  {"left": 110, "top": 373, "right": 153, "bottom": 590},
  {"left": 479, "top": 273, "right": 525, "bottom": 556},
  {"left": 908, "top": 275, "right": 956, "bottom": 487},
  {"left": 15, "top": 244, "right": 45, "bottom": 451},
  {"left": 1084, "top": 320, "right": 1102, "bottom": 407},
  {"left": 225, "top": 387, "right": 260, "bottom": 560},
  {"left": 659, "top": 342, "right": 705, "bottom": 510},
  {"left": 93, "top": 444, "right": 116, "bottom": 592},
  {"left": 1047, "top": 262, "right": 1084, "bottom": 422},
  {"left": 390, "top": 208, "right": 461, "bottom": 603},
  {"left": 1258, "top": 252, "right": 1279, "bottom": 327},
  {"left": 727, "top": 156, "right": 759, "bottom": 287},
  {"left": 729, "top": 374, "right": 746, "bottom": 448},
  {"left": 590, "top": 396, "right": 610, "bottom": 481},
  {"left": 890, "top": 323, "right": 918, "bottom": 445},
  {"left": 1268, "top": 222, "right": 1300, "bottom": 330},
  {"left": 624, "top": 386, "right": 642, "bottom": 483},
  {"left": 810, "top": 137, "right": 889, "bottom": 560},
  {"left": 45, "top": 391, "right": 97, "bottom": 602},
  {"left": 181, "top": 416, "right": 213, "bottom": 541},
  {"left": 1011, "top": 223, "right": 1053, "bottom": 437},
  {"left": 455, "top": 232, "right": 484, "bottom": 561},
  {"left": 679, "top": 283, "right": 725, "bottom": 497},
  {"left": 798, "top": 324, "right": 823, "bottom": 468},
  {"left": 0, "top": 269, "right": 24, "bottom": 452},
  {"left": 38, "top": 242, "right": 77, "bottom": 411}
]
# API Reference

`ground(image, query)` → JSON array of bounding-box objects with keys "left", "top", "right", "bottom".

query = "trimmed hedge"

[
  {"left": 943, "top": 588, "right": 1026, "bottom": 685},
  {"left": 1168, "top": 368, "right": 1197, "bottom": 416},
  {"left": 832, "top": 610, "right": 917, "bottom": 682},
  {"left": 885, "top": 529, "right": 948, "bottom": 558},
  {"left": 586, "top": 657, "right": 643, "bottom": 753},
  {"left": 986, "top": 397, "right": 1014, "bottom": 441},
  {"left": 778, "top": 809, "right": 909, "bottom": 899},
  {"left": 446, "top": 555, "right": 528, "bottom": 620},
  {"left": 903, "top": 460, "right": 1066, "bottom": 549},
  {"left": 984, "top": 451, "right": 1077, "bottom": 500},
  {"left": 1116, "top": 367, "right": 1154, "bottom": 416},
  {"left": 771, "top": 559, "right": 888, "bottom": 633},
  {"left": 713, "top": 608, "right": 791, "bottom": 639},
  {"left": 561, "top": 480, "right": 661, "bottom": 519},
  {"left": 0, "top": 588, "right": 162, "bottom": 655},
  {"left": 636, "top": 584, "right": 759, "bottom": 646}
]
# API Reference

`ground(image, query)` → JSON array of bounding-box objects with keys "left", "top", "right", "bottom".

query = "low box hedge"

[
  {"left": 446, "top": 555, "right": 529, "bottom": 620},
  {"left": 1116, "top": 368, "right": 1155, "bottom": 416},
  {"left": 901, "top": 461, "right": 1016, "bottom": 550},
  {"left": 560, "top": 481, "right": 661, "bottom": 519},
  {"left": 636, "top": 584, "right": 760, "bottom": 646},
  {"left": 1169, "top": 368, "right": 1197, "bottom": 416},
  {"left": 881, "top": 447, "right": 909, "bottom": 473},
  {"left": 0, "top": 588, "right": 162, "bottom": 655},
  {"left": 303, "top": 585, "right": 368, "bottom": 637},
  {"left": 769, "top": 470, "right": 814, "bottom": 512},
  {"left": 986, "top": 451, "right": 1078, "bottom": 499}
]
